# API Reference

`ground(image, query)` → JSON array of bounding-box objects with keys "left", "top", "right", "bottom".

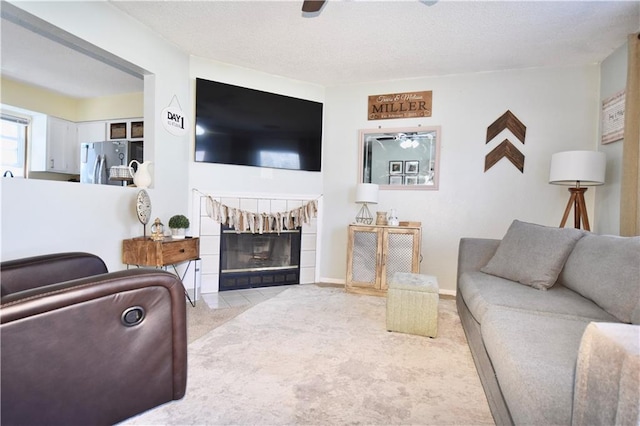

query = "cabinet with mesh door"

[{"left": 346, "top": 224, "right": 421, "bottom": 296}]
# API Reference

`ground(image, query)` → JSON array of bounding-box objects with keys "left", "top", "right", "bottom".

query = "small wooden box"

[{"left": 122, "top": 237, "right": 199, "bottom": 267}]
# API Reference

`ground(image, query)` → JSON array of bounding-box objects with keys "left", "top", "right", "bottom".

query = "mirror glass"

[
  {"left": 0, "top": 4, "right": 145, "bottom": 185},
  {"left": 359, "top": 126, "right": 440, "bottom": 190}
]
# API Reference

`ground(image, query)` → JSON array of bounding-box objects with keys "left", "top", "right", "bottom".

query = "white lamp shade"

[
  {"left": 355, "top": 183, "right": 379, "bottom": 204},
  {"left": 549, "top": 150, "right": 606, "bottom": 186}
]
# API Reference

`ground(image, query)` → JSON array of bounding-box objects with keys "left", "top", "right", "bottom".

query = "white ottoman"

[{"left": 386, "top": 272, "right": 439, "bottom": 337}]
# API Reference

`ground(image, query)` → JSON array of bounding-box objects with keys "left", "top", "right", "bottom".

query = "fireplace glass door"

[{"left": 219, "top": 226, "right": 301, "bottom": 291}]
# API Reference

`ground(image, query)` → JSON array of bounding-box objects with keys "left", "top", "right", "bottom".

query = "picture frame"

[
  {"left": 601, "top": 90, "right": 625, "bottom": 145},
  {"left": 389, "top": 175, "right": 404, "bottom": 185},
  {"left": 389, "top": 161, "right": 403, "bottom": 175},
  {"left": 405, "top": 160, "right": 419, "bottom": 174},
  {"left": 405, "top": 175, "right": 418, "bottom": 185},
  {"left": 110, "top": 122, "right": 127, "bottom": 139},
  {"left": 131, "top": 121, "right": 144, "bottom": 139}
]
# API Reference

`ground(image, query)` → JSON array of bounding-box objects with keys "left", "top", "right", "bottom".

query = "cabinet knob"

[{"left": 179, "top": 248, "right": 185, "bottom": 253}]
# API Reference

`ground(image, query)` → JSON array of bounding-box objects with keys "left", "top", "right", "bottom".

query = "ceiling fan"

[
  {"left": 302, "top": 0, "right": 437, "bottom": 15},
  {"left": 302, "top": 0, "right": 326, "bottom": 13}
]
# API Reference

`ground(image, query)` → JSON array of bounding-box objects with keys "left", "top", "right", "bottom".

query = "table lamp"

[
  {"left": 355, "top": 183, "right": 379, "bottom": 224},
  {"left": 549, "top": 150, "right": 606, "bottom": 231}
]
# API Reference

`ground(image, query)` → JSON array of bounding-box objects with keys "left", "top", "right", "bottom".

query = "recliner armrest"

[
  {"left": 1, "top": 268, "right": 187, "bottom": 425},
  {"left": 1, "top": 252, "right": 108, "bottom": 297}
]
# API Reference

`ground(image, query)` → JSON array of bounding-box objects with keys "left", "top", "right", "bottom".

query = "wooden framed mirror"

[{"left": 359, "top": 126, "right": 441, "bottom": 190}]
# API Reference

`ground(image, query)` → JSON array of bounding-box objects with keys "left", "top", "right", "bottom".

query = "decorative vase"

[
  {"left": 129, "top": 160, "right": 153, "bottom": 189},
  {"left": 376, "top": 211, "right": 388, "bottom": 226},
  {"left": 387, "top": 209, "right": 399, "bottom": 226},
  {"left": 171, "top": 228, "right": 186, "bottom": 239}
]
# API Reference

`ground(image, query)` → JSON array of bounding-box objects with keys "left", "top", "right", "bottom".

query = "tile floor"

[{"left": 201, "top": 285, "right": 297, "bottom": 309}]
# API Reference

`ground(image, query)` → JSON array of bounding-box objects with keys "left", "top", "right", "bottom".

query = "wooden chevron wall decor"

[
  {"left": 485, "top": 110, "right": 527, "bottom": 173},
  {"left": 486, "top": 110, "right": 526, "bottom": 144},
  {"left": 485, "top": 139, "right": 525, "bottom": 173}
]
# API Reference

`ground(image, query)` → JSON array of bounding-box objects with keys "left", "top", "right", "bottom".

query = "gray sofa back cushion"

[
  {"left": 481, "top": 220, "right": 585, "bottom": 290},
  {"left": 558, "top": 234, "right": 640, "bottom": 324}
]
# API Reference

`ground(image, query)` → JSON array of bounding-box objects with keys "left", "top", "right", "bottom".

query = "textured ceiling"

[
  {"left": 1, "top": 1, "right": 638, "bottom": 99},
  {"left": 110, "top": 0, "right": 640, "bottom": 86}
]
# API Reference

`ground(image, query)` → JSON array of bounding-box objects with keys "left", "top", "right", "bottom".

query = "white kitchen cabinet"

[
  {"left": 46, "top": 116, "right": 78, "bottom": 174},
  {"left": 345, "top": 224, "right": 422, "bottom": 296},
  {"left": 77, "top": 121, "right": 107, "bottom": 144},
  {"left": 107, "top": 119, "right": 143, "bottom": 140}
]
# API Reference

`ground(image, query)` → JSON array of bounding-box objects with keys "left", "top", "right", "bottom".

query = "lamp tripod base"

[{"left": 559, "top": 187, "right": 590, "bottom": 231}]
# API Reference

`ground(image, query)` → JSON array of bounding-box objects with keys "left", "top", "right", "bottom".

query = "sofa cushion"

[
  {"left": 481, "top": 306, "right": 592, "bottom": 426},
  {"left": 481, "top": 220, "right": 584, "bottom": 290},
  {"left": 558, "top": 234, "right": 640, "bottom": 324},
  {"left": 458, "top": 271, "right": 618, "bottom": 325}
]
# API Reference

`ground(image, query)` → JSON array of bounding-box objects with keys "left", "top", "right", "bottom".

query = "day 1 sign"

[{"left": 162, "top": 105, "right": 189, "bottom": 136}]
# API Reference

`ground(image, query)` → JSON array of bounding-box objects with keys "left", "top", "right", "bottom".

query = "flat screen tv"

[{"left": 195, "top": 78, "right": 323, "bottom": 172}]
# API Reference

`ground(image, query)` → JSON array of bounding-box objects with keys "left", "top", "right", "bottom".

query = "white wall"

[
  {"left": 321, "top": 66, "right": 600, "bottom": 292},
  {"left": 1, "top": 2, "right": 191, "bottom": 270},
  {"left": 596, "top": 43, "right": 628, "bottom": 236}
]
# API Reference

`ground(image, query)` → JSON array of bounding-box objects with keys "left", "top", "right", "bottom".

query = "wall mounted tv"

[{"left": 195, "top": 78, "right": 323, "bottom": 172}]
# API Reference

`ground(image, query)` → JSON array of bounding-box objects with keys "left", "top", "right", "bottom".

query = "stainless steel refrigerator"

[{"left": 80, "top": 141, "right": 143, "bottom": 185}]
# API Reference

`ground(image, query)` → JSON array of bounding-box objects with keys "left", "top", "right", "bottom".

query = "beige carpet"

[
  {"left": 186, "top": 302, "right": 250, "bottom": 344},
  {"left": 125, "top": 285, "right": 494, "bottom": 425}
]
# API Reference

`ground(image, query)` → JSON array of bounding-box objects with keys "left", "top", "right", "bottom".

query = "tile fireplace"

[{"left": 194, "top": 193, "right": 320, "bottom": 294}]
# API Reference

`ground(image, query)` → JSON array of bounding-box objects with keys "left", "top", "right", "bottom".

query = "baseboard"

[{"left": 319, "top": 277, "right": 345, "bottom": 285}]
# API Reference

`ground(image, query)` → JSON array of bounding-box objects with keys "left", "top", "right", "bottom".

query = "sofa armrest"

[
  {"left": 457, "top": 238, "right": 500, "bottom": 280},
  {"left": 1, "top": 268, "right": 187, "bottom": 425},
  {"left": 1, "top": 252, "right": 108, "bottom": 297},
  {"left": 572, "top": 322, "right": 640, "bottom": 426}
]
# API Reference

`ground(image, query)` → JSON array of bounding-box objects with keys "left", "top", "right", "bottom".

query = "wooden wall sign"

[
  {"left": 486, "top": 110, "right": 526, "bottom": 144},
  {"left": 485, "top": 110, "right": 526, "bottom": 173},
  {"left": 485, "top": 139, "right": 525, "bottom": 173},
  {"left": 601, "top": 90, "right": 625, "bottom": 144},
  {"left": 368, "top": 91, "right": 432, "bottom": 120}
]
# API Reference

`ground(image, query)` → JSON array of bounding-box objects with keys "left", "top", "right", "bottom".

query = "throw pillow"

[{"left": 481, "top": 220, "right": 585, "bottom": 290}]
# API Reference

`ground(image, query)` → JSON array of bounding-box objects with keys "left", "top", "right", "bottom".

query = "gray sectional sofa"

[{"left": 456, "top": 220, "right": 640, "bottom": 426}]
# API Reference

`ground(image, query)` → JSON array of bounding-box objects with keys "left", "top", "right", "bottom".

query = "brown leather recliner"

[{"left": 1, "top": 252, "right": 187, "bottom": 425}]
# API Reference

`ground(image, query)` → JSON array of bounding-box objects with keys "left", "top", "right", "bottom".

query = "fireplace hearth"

[{"left": 219, "top": 225, "right": 301, "bottom": 291}]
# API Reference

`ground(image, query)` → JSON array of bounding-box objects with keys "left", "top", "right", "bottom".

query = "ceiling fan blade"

[{"left": 302, "top": 0, "right": 325, "bottom": 13}]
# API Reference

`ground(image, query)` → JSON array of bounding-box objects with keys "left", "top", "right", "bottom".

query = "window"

[{"left": 1, "top": 114, "right": 28, "bottom": 178}]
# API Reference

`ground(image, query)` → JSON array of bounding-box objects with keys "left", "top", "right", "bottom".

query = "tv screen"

[{"left": 195, "top": 78, "right": 323, "bottom": 172}]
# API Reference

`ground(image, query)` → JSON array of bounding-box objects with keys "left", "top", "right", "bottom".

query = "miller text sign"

[{"left": 368, "top": 91, "right": 432, "bottom": 120}]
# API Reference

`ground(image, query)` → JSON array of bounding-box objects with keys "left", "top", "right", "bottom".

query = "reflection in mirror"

[
  {"left": 0, "top": 2, "right": 146, "bottom": 184},
  {"left": 359, "top": 126, "right": 440, "bottom": 190}
]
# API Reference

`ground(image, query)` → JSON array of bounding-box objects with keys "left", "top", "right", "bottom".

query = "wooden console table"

[{"left": 122, "top": 236, "right": 200, "bottom": 306}]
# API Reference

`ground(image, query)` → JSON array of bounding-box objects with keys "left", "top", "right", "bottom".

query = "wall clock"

[{"left": 136, "top": 189, "right": 152, "bottom": 236}]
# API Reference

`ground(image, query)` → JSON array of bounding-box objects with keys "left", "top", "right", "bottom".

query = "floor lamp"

[
  {"left": 355, "top": 183, "right": 378, "bottom": 224},
  {"left": 549, "top": 150, "right": 606, "bottom": 231}
]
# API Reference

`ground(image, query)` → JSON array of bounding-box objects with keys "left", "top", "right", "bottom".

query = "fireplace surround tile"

[{"left": 195, "top": 193, "right": 320, "bottom": 293}]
